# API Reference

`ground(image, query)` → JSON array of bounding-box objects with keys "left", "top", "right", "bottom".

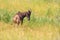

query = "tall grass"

[
  {"left": 0, "top": 8, "right": 60, "bottom": 27},
  {"left": 0, "top": 0, "right": 60, "bottom": 40}
]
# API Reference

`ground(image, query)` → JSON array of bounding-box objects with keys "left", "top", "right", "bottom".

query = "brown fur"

[{"left": 13, "top": 10, "right": 31, "bottom": 25}]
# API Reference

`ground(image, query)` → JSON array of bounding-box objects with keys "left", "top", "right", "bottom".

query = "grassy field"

[{"left": 0, "top": 0, "right": 60, "bottom": 40}]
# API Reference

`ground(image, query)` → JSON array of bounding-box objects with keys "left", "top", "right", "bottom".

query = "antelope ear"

[
  {"left": 28, "top": 8, "right": 32, "bottom": 12},
  {"left": 18, "top": 11, "right": 21, "bottom": 13},
  {"left": 28, "top": 10, "right": 31, "bottom": 14}
]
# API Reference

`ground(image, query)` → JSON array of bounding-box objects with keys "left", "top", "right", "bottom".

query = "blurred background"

[{"left": 0, "top": 0, "right": 60, "bottom": 40}]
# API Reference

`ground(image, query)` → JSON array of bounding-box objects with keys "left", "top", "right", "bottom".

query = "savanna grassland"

[{"left": 0, "top": 0, "right": 60, "bottom": 40}]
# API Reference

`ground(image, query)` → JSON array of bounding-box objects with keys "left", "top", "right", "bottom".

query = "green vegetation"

[{"left": 0, "top": 0, "right": 60, "bottom": 40}]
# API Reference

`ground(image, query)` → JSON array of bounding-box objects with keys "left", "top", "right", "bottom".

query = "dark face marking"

[{"left": 13, "top": 10, "right": 31, "bottom": 25}]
